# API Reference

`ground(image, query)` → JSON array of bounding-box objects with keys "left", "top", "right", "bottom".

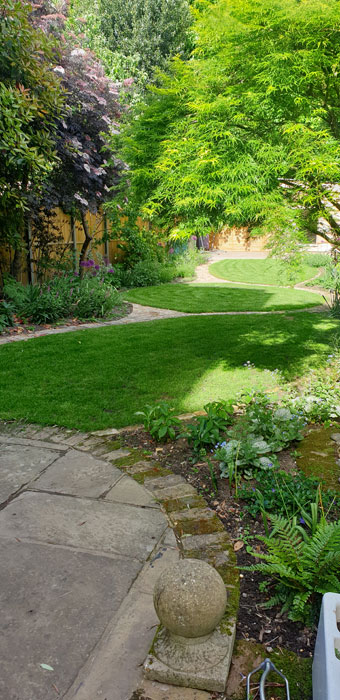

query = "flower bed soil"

[
  {"left": 0, "top": 303, "right": 132, "bottom": 339},
  {"left": 121, "top": 426, "right": 316, "bottom": 659}
]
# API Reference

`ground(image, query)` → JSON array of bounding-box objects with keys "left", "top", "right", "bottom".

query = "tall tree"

[
  {"left": 99, "top": 0, "right": 193, "bottom": 80},
  {"left": 118, "top": 0, "right": 340, "bottom": 249},
  {"left": 0, "top": 0, "right": 64, "bottom": 276},
  {"left": 30, "top": 2, "right": 127, "bottom": 272}
]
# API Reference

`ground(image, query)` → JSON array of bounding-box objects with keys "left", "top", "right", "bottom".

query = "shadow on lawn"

[{"left": 0, "top": 312, "right": 338, "bottom": 430}]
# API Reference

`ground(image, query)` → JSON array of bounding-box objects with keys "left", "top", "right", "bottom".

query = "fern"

[{"left": 245, "top": 508, "right": 340, "bottom": 624}]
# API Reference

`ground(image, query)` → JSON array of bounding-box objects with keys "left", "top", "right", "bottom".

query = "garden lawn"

[
  {"left": 124, "top": 282, "right": 323, "bottom": 312},
  {"left": 208, "top": 259, "right": 318, "bottom": 286},
  {"left": 0, "top": 313, "right": 337, "bottom": 431}
]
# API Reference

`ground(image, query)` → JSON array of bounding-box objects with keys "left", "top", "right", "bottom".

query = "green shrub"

[
  {"left": 3, "top": 274, "right": 122, "bottom": 324},
  {"left": 122, "top": 260, "right": 163, "bottom": 287},
  {"left": 70, "top": 277, "right": 121, "bottom": 320},
  {"left": 174, "top": 248, "right": 206, "bottom": 279},
  {"left": 303, "top": 252, "right": 332, "bottom": 268},
  {"left": 3, "top": 278, "right": 29, "bottom": 308},
  {"left": 136, "top": 401, "right": 181, "bottom": 441},
  {"left": 0, "top": 299, "right": 15, "bottom": 332},
  {"left": 246, "top": 505, "right": 340, "bottom": 625}
]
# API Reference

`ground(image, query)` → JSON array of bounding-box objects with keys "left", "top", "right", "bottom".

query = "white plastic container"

[{"left": 313, "top": 592, "right": 340, "bottom": 699}]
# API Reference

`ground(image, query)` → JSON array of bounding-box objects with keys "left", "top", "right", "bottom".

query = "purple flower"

[
  {"left": 73, "top": 272, "right": 79, "bottom": 277},
  {"left": 88, "top": 259, "right": 95, "bottom": 267},
  {"left": 80, "top": 261, "right": 87, "bottom": 267},
  {"left": 271, "top": 488, "right": 275, "bottom": 492},
  {"left": 95, "top": 265, "right": 100, "bottom": 270},
  {"left": 108, "top": 268, "right": 115, "bottom": 274},
  {"left": 299, "top": 517, "right": 306, "bottom": 525},
  {"left": 169, "top": 247, "right": 174, "bottom": 254}
]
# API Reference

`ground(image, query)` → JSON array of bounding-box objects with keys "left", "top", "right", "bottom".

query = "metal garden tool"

[{"left": 246, "top": 657, "right": 290, "bottom": 699}]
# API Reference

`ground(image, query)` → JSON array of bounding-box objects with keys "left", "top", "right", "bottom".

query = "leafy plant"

[
  {"left": 239, "top": 470, "right": 339, "bottom": 520},
  {"left": 216, "top": 436, "right": 279, "bottom": 487},
  {"left": 183, "top": 400, "right": 234, "bottom": 455},
  {"left": 3, "top": 274, "right": 122, "bottom": 324},
  {"left": 0, "top": 0, "right": 64, "bottom": 263},
  {"left": 245, "top": 505, "right": 340, "bottom": 625},
  {"left": 118, "top": 0, "right": 340, "bottom": 249},
  {"left": 136, "top": 402, "right": 181, "bottom": 441},
  {"left": 0, "top": 300, "right": 15, "bottom": 332},
  {"left": 215, "top": 394, "right": 305, "bottom": 485},
  {"left": 288, "top": 346, "right": 340, "bottom": 422}
]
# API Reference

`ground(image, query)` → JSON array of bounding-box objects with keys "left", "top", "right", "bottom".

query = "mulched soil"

[{"left": 121, "top": 426, "right": 316, "bottom": 660}]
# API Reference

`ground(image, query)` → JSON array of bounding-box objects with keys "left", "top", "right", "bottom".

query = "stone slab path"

[
  {"left": 0, "top": 423, "right": 179, "bottom": 700},
  {"left": 0, "top": 421, "right": 239, "bottom": 700}
]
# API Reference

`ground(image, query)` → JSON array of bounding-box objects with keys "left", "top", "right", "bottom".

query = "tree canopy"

[
  {"left": 0, "top": 0, "right": 64, "bottom": 256},
  {"left": 99, "top": 0, "right": 193, "bottom": 80},
  {"left": 119, "top": 0, "right": 340, "bottom": 247}
]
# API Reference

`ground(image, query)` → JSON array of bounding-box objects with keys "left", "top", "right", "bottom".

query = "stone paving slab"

[
  {"left": 0, "top": 443, "right": 59, "bottom": 504},
  {"left": 64, "top": 588, "right": 160, "bottom": 700},
  {"left": 105, "top": 474, "right": 159, "bottom": 507},
  {"left": 0, "top": 491, "right": 167, "bottom": 560},
  {"left": 0, "top": 435, "right": 69, "bottom": 450},
  {"left": 31, "top": 449, "right": 123, "bottom": 497},
  {"left": 0, "top": 539, "right": 142, "bottom": 700}
]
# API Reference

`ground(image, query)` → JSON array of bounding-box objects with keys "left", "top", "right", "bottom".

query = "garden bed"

[
  {"left": 121, "top": 425, "right": 324, "bottom": 660},
  {"left": 0, "top": 302, "right": 132, "bottom": 339}
]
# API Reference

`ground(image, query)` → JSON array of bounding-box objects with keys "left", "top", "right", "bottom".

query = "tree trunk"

[
  {"left": 10, "top": 247, "right": 22, "bottom": 280},
  {"left": 78, "top": 210, "right": 93, "bottom": 277}
]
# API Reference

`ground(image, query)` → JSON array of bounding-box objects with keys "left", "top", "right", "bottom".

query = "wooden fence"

[{"left": 1, "top": 209, "right": 125, "bottom": 286}]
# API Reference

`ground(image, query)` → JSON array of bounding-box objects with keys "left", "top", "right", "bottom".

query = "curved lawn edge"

[
  {"left": 208, "top": 258, "right": 318, "bottom": 286},
  {"left": 124, "top": 283, "right": 324, "bottom": 313}
]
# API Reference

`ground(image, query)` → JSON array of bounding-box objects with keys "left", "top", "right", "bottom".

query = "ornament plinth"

[{"left": 144, "top": 558, "right": 235, "bottom": 692}]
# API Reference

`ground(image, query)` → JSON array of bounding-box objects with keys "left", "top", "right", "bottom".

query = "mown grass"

[
  {"left": 124, "top": 282, "right": 323, "bottom": 312},
  {"left": 0, "top": 313, "right": 337, "bottom": 431},
  {"left": 208, "top": 259, "right": 317, "bottom": 286}
]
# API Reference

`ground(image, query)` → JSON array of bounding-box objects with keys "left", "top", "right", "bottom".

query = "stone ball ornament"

[{"left": 153, "top": 558, "right": 227, "bottom": 639}]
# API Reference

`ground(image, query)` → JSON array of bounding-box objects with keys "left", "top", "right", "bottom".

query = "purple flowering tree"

[{"left": 30, "top": 2, "right": 127, "bottom": 276}]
